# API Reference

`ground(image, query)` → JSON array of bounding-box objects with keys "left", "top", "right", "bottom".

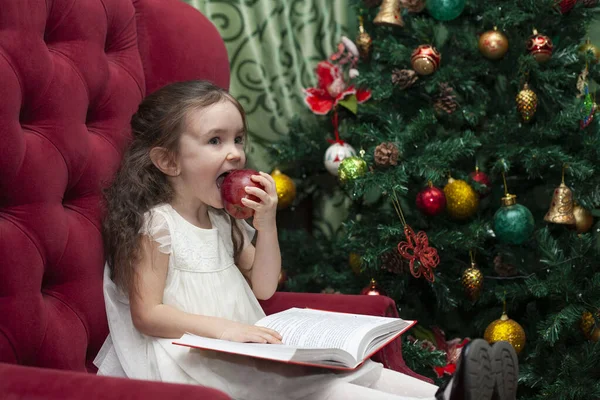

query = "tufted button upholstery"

[{"left": 0, "top": 0, "right": 229, "bottom": 371}]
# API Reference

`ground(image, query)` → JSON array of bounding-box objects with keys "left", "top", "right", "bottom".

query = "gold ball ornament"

[
  {"left": 571, "top": 204, "right": 594, "bottom": 233},
  {"left": 479, "top": 27, "right": 509, "bottom": 60},
  {"left": 349, "top": 252, "right": 363, "bottom": 275},
  {"left": 462, "top": 262, "right": 484, "bottom": 301},
  {"left": 271, "top": 169, "right": 296, "bottom": 210},
  {"left": 579, "top": 39, "right": 600, "bottom": 64},
  {"left": 410, "top": 45, "right": 441, "bottom": 76},
  {"left": 443, "top": 179, "right": 479, "bottom": 220},
  {"left": 484, "top": 311, "right": 526, "bottom": 355},
  {"left": 338, "top": 156, "right": 367, "bottom": 184}
]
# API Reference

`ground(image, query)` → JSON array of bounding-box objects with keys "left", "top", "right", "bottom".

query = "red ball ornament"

[
  {"left": 361, "top": 278, "right": 384, "bottom": 296},
  {"left": 469, "top": 167, "right": 492, "bottom": 198},
  {"left": 527, "top": 29, "right": 553, "bottom": 63},
  {"left": 416, "top": 181, "right": 446, "bottom": 216},
  {"left": 556, "top": 0, "right": 577, "bottom": 13},
  {"left": 410, "top": 45, "right": 442, "bottom": 75}
]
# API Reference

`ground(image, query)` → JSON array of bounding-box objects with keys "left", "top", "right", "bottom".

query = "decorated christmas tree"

[{"left": 270, "top": 0, "right": 600, "bottom": 398}]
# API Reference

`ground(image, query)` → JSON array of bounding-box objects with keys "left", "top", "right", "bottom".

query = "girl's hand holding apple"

[{"left": 220, "top": 170, "right": 278, "bottom": 232}]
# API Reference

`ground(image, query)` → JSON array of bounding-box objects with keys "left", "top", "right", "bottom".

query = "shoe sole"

[
  {"left": 462, "top": 338, "right": 494, "bottom": 400},
  {"left": 491, "top": 341, "right": 519, "bottom": 400}
]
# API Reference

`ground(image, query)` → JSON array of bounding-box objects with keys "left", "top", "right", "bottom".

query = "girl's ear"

[{"left": 149, "top": 147, "right": 180, "bottom": 177}]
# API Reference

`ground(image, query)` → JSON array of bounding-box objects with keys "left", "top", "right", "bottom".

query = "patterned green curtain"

[{"left": 183, "top": 0, "right": 353, "bottom": 171}]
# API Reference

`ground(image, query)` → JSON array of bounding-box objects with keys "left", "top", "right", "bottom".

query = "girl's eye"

[
  {"left": 235, "top": 136, "right": 245, "bottom": 145},
  {"left": 208, "top": 137, "right": 221, "bottom": 145}
]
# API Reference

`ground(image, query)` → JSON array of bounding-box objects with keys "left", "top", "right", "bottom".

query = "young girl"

[{"left": 94, "top": 80, "right": 517, "bottom": 400}]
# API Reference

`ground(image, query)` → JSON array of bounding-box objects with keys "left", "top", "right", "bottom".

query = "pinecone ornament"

[
  {"left": 381, "top": 250, "right": 407, "bottom": 274},
  {"left": 400, "top": 0, "right": 425, "bottom": 12},
  {"left": 516, "top": 83, "right": 537, "bottom": 122},
  {"left": 374, "top": 142, "right": 400, "bottom": 166},
  {"left": 462, "top": 263, "right": 484, "bottom": 301},
  {"left": 433, "top": 83, "right": 459, "bottom": 115},
  {"left": 392, "top": 69, "right": 418, "bottom": 90},
  {"left": 493, "top": 255, "right": 517, "bottom": 277},
  {"left": 581, "top": 311, "right": 596, "bottom": 337}
]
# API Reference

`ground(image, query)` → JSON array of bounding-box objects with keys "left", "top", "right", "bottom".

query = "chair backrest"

[{"left": 0, "top": 0, "right": 229, "bottom": 371}]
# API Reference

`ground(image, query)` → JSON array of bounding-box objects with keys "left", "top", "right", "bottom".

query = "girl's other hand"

[{"left": 241, "top": 171, "right": 278, "bottom": 232}]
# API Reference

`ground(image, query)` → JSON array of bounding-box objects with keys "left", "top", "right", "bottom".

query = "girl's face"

[{"left": 174, "top": 100, "right": 246, "bottom": 210}]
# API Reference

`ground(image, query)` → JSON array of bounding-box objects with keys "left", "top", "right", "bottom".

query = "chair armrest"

[
  {"left": 0, "top": 363, "right": 231, "bottom": 400},
  {"left": 260, "top": 291, "right": 398, "bottom": 316},
  {"left": 259, "top": 292, "right": 432, "bottom": 383}
]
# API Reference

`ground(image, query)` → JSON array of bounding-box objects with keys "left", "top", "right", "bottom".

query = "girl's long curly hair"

[{"left": 103, "top": 80, "right": 248, "bottom": 294}]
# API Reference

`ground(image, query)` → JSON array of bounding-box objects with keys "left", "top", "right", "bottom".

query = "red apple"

[{"left": 220, "top": 169, "right": 263, "bottom": 219}]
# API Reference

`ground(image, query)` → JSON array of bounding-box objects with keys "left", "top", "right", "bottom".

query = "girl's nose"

[{"left": 226, "top": 145, "right": 242, "bottom": 161}]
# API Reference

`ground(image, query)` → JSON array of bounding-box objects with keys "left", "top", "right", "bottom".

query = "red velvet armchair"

[{"left": 0, "top": 0, "right": 423, "bottom": 398}]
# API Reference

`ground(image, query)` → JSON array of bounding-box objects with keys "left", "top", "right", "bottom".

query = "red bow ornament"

[{"left": 397, "top": 225, "right": 440, "bottom": 282}]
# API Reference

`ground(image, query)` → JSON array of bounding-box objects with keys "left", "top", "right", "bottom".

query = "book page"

[
  {"left": 173, "top": 334, "right": 297, "bottom": 361},
  {"left": 255, "top": 308, "right": 397, "bottom": 357}
]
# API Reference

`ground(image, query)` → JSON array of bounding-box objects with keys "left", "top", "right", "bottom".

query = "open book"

[{"left": 172, "top": 307, "right": 415, "bottom": 370}]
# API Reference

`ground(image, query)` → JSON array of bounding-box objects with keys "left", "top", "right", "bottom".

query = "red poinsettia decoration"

[
  {"left": 407, "top": 327, "right": 470, "bottom": 378},
  {"left": 431, "top": 327, "right": 470, "bottom": 378},
  {"left": 304, "top": 61, "right": 371, "bottom": 115}
]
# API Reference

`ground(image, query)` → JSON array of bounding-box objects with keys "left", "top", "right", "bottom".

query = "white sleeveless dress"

[{"left": 94, "top": 204, "right": 382, "bottom": 400}]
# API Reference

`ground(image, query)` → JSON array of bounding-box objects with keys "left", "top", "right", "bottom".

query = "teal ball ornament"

[
  {"left": 426, "top": 0, "right": 465, "bottom": 21},
  {"left": 493, "top": 194, "right": 535, "bottom": 245}
]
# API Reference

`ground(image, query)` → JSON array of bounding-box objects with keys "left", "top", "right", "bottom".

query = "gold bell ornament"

[
  {"left": 461, "top": 251, "right": 483, "bottom": 301},
  {"left": 516, "top": 83, "right": 537, "bottom": 123},
  {"left": 270, "top": 169, "right": 296, "bottom": 210},
  {"left": 484, "top": 303, "right": 526, "bottom": 355},
  {"left": 544, "top": 165, "right": 575, "bottom": 225},
  {"left": 373, "top": 0, "right": 404, "bottom": 28},
  {"left": 356, "top": 16, "right": 373, "bottom": 61}
]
